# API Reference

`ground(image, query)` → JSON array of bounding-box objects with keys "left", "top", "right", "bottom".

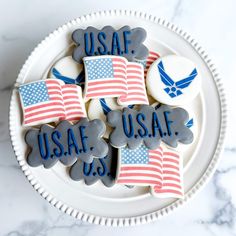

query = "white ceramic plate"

[{"left": 9, "top": 10, "right": 227, "bottom": 226}]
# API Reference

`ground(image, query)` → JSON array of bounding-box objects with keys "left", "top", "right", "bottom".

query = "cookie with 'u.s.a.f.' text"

[
  {"left": 107, "top": 104, "right": 193, "bottom": 150},
  {"left": 72, "top": 26, "right": 149, "bottom": 63},
  {"left": 25, "top": 119, "right": 108, "bottom": 169}
]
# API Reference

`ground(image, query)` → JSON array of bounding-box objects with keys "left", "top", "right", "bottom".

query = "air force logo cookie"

[{"left": 146, "top": 55, "right": 201, "bottom": 106}]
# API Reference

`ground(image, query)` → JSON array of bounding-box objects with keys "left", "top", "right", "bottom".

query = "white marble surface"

[{"left": 0, "top": 0, "right": 235, "bottom": 235}]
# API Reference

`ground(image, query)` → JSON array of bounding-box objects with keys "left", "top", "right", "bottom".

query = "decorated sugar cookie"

[
  {"left": 116, "top": 144, "right": 183, "bottom": 199},
  {"left": 146, "top": 55, "right": 201, "bottom": 106},
  {"left": 72, "top": 26, "right": 149, "bottom": 63},
  {"left": 25, "top": 124, "right": 75, "bottom": 168},
  {"left": 49, "top": 56, "right": 85, "bottom": 87},
  {"left": 69, "top": 141, "right": 118, "bottom": 187},
  {"left": 18, "top": 79, "right": 87, "bottom": 126},
  {"left": 83, "top": 55, "right": 149, "bottom": 105},
  {"left": 107, "top": 105, "right": 193, "bottom": 150},
  {"left": 25, "top": 119, "right": 108, "bottom": 168}
]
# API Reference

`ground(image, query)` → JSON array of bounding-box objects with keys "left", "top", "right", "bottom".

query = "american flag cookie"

[
  {"left": 117, "top": 144, "right": 184, "bottom": 199},
  {"left": 18, "top": 79, "right": 87, "bottom": 126},
  {"left": 83, "top": 55, "right": 149, "bottom": 105}
]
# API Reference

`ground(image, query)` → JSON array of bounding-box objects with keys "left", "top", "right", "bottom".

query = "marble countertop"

[{"left": 0, "top": 0, "right": 235, "bottom": 235}]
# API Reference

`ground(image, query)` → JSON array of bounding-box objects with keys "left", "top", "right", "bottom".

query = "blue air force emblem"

[{"left": 157, "top": 61, "right": 198, "bottom": 98}]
